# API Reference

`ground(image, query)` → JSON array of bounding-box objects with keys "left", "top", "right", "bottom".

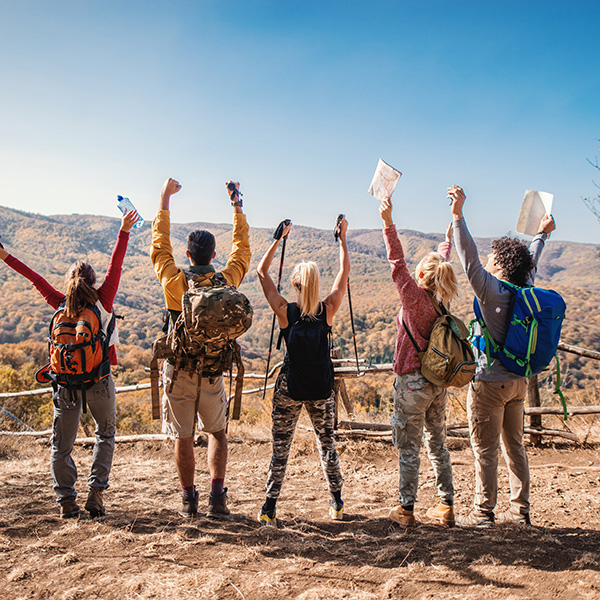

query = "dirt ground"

[{"left": 1, "top": 422, "right": 600, "bottom": 600}]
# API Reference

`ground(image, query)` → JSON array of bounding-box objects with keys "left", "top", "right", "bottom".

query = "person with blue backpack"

[
  {"left": 255, "top": 217, "right": 350, "bottom": 524},
  {"left": 448, "top": 185, "right": 558, "bottom": 527}
]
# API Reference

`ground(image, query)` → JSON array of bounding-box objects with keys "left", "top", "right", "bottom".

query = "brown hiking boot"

[
  {"left": 179, "top": 490, "right": 199, "bottom": 519},
  {"left": 84, "top": 489, "right": 105, "bottom": 518},
  {"left": 426, "top": 500, "right": 456, "bottom": 527},
  {"left": 389, "top": 505, "right": 417, "bottom": 526},
  {"left": 207, "top": 488, "right": 230, "bottom": 518},
  {"left": 60, "top": 498, "right": 80, "bottom": 519}
]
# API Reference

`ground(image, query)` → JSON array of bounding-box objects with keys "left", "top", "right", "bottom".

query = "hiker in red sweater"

[
  {"left": 380, "top": 197, "right": 459, "bottom": 527},
  {"left": 0, "top": 209, "right": 139, "bottom": 519}
]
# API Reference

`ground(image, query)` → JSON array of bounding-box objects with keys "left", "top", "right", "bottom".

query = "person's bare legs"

[
  {"left": 207, "top": 429, "right": 227, "bottom": 479},
  {"left": 175, "top": 437, "right": 195, "bottom": 487}
]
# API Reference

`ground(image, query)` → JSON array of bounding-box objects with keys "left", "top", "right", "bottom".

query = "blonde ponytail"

[
  {"left": 415, "top": 252, "right": 459, "bottom": 307},
  {"left": 291, "top": 261, "right": 321, "bottom": 318},
  {"left": 64, "top": 261, "right": 99, "bottom": 318}
]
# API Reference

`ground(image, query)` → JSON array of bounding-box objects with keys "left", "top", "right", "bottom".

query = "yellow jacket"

[{"left": 151, "top": 210, "right": 251, "bottom": 311}]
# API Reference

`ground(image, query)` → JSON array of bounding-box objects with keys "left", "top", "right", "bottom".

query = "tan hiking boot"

[
  {"left": 207, "top": 488, "right": 230, "bottom": 518},
  {"left": 60, "top": 498, "right": 80, "bottom": 519},
  {"left": 84, "top": 489, "right": 105, "bottom": 518},
  {"left": 389, "top": 505, "right": 416, "bottom": 526},
  {"left": 496, "top": 507, "right": 531, "bottom": 525},
  {"left": 426, "top": 500, "right": 456, "bottom": 527},
  {"left": 457, "top": 509, "right": 494, "bottom": 528}
]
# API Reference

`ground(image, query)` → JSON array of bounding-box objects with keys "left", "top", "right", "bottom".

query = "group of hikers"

[{"left": 0, "top": 178, "right": 557, "bottom": 528}]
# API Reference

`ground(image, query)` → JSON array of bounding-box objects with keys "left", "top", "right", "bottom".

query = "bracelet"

[{"left": 231, "top": 199, "right": 243, "bottom": 207}]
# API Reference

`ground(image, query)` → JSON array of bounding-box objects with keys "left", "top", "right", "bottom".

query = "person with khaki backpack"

[
  {"left": 379, "top": 197, "right": 461, "bottom": 528},
  {"left": 151, "top": 177, "right": 251, "bottom": 519}
]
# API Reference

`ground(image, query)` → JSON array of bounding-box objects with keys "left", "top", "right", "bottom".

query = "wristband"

[{"left": 231, "top": 199, "right": 243, "bottom": 207}]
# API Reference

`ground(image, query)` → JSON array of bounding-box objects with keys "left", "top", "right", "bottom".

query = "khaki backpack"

[
  {"left": 150, "top": 271, "right": 253, "bottom": 421},
  {"left": 403, "top": 293, "right": 476, "bottom": 388}
]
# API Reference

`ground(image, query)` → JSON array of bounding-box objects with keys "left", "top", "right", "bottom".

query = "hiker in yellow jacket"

[{"left": 151, "top": 177, "right": 251, "bottom": 518}]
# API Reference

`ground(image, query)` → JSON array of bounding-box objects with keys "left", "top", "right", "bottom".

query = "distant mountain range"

[{"left": 0, "top": 205, "right": 598, "bottom": 389}]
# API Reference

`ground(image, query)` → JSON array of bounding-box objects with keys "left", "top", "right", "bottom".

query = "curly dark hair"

[{"left": 490, "top": 236, "right": 535, "bottom": 287}]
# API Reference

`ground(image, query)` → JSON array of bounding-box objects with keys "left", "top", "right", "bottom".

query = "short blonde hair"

[
  {"left": 291, "top": 261, "right": 321, "bottom": 318},
  {"left": 415, "top": 252, "right": 458, "bottom": 307}
]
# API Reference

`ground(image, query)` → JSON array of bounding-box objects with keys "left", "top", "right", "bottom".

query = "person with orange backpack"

[{"left": 0, "top": 209, "right": 139, "bottom": 518}]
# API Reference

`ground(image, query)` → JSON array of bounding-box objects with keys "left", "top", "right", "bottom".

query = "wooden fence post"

[{"left": 527, "top": 375, "right": 542, "bottom": 446}]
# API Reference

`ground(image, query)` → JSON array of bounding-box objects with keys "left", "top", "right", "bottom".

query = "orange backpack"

[{"left": 37, "top": 303, "right": 115, "bottom": 410}]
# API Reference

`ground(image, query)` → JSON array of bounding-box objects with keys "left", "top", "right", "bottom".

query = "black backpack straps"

[{"left": 402, "top": 317, "right": 423, "bottom": 353}]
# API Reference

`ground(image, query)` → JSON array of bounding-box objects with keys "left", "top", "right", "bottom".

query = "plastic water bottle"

[{"left": 117, "top": 195, "right": 144, "bottom": 229}]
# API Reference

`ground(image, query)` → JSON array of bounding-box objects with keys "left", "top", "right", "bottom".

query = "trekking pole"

[
  {"left": 263, "top": 219, "right": 292, "bottom": 399},
  {"left": 334, "top": 214, "right": 360, "bottom": 375}
]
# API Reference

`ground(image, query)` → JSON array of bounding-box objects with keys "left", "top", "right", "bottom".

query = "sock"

[
  {"left": 182, "top": 485, "right": 196, "bottom": 499},
  {"left": 210, "top": 478, "right": 225, "bottom": 497},
  {"left": 401, "top": 503, "right": 414, "bottom": 512},
  {"left": 331, "top": 490, "right": 343, "bottom": 506},
  {"left": 263, "top": 497, "right": 277, "bottom": 514}
]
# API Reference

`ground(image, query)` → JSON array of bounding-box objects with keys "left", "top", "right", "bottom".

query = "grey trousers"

[
  {"left": 265, "top": 372, "right": 343, "bottom": 500},
  {"left": 50, "top": 375, "right": 116, "bottom": 503},
  {"left": 391, "top": 371, "right": 454, "bottom": 507}
]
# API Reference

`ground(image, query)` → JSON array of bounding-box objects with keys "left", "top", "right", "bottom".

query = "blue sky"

[{"left": 1, "top": 1, "right": 599, "bottom": 242}]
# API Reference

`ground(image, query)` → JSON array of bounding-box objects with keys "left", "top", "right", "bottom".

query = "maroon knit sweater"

[{"left": 383, "top": 225, "right": 452, "bottom": 376}]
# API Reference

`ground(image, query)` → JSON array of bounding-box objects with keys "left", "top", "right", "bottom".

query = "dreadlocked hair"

[
  {"left": 291, "top": 261, "right": 321, "bottom": 319},
  {"left": 491, "top": 236, "right": 535, "bottom": 287},
  {"left": 415, "top": 251, "right": 459, "bottom": 307},
  {"left": 64, "top": 261, "right": 99, "bottom": 318}
]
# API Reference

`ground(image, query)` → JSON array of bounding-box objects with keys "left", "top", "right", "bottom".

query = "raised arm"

[
  {"left": 151, "top": 178, "right": 187, "bottom": 310},
  {"left": 323, "top": 216, "right": 350, "bottom": 324},
  {"left": 449, "top": 185, "right": 500, "bottom": 303},
  {"left": 379, "top": 198, "right": 422, "bottom": 307},
  {"left": 220, "top": 181, "right": 251, "bottom": 288},
  {"left": 437, "top": 222, "right": 453, "bottom": 261},
  {"left": 256, "top": 221, "right": 292, "bottom": 328},
  {"left": 527, "top": 214, "right": 554, "bottom": 284},
  {"left": 0, "top": 242, "right": 65, "bottom": 308},
  {"left": 96, "top": 210, "right": 138, "bottom": 311}
]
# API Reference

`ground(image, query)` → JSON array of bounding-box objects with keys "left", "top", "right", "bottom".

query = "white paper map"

[
  {"left": 515, "top": 190, "right": 553, "bottom": 236},
  {"left": 368, "top": 159, "right": 402, "bottom": 200}
]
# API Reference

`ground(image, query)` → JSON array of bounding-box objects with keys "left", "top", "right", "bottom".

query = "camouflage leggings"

[
  {"left": 265, "top": 372, "right": 343, "bottom": 499},
  {"left": 392, "top": 371, "right": 454, "bottom": 507}
]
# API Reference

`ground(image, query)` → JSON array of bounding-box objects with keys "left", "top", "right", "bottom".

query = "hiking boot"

[
  {"left": 496, "top": 507, "right": 531, "bottom": 525},
  {"left": 426, "top": 500, "right": 455, "bottom": 527},
  {"left": 60, "top": 498, "right": 80, "bottom": 519},
  {"left": 457, "top": 509, "right": 495, "bottom": 528},
  {"left": 257, "top": 508, "right": 277, "bottom": 526},
  {"left": 179, "top": 490, "right": 199, "bottom": 519},
  {"left": 389, "top": 505, "right": 417, "bottom": 527},
  {"left": 207, "top": 488, "right": 230, "bottom": 518},
  {"left": 329, "top": 500, "right": 344, "bottom": 521},
  {"left": 84, "top": 489, "right": 105, "bottom": 518}
]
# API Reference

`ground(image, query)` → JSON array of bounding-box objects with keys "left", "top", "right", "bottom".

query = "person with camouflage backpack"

[{"left": 151, "top": 177, "right": 251, "bottom": 519}]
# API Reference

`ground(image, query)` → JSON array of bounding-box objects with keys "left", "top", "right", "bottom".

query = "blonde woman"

[
  {"left": 380, "top": 197, "right": 459, "bottom": 527},
  {"left": 256, "top": 218, "right": 350, "bottom": 524}
]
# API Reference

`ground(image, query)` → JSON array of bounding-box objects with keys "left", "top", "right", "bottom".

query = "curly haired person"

[{"left": 449, "top": 185, "right": 556, "bottom": 527}]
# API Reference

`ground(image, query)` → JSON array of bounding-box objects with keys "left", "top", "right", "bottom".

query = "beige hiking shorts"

[{"left": 161, "top": 362, "right": 228, "bottom": 438}]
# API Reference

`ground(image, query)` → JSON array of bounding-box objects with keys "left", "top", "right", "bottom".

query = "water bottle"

[{"left": 116, "top": 195, "right": 144, "bottom": 229}]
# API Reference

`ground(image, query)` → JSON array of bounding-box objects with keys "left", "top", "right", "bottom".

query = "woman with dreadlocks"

[{"left": 0, "top": 209, "right": 139, "bottom": 519}]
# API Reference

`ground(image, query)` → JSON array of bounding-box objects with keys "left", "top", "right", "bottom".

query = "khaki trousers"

[{"left": 467, "top": 378, "right": 530, "bottom": 514}]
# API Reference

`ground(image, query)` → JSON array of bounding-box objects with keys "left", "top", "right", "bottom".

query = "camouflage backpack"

[{"left": 150, "top": 271, "right": 253, "bottom": 421}]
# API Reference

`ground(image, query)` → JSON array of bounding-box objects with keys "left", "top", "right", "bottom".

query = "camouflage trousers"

[
  {"left": 391, "top": 371, "right": 454, "bottom": 507},
  {"left": 265, "top": 372, "right": 343, "bottom": 499}
]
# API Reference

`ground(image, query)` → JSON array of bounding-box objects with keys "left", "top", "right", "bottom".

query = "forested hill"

[{"left": 0, "top": 205, "right": 598, "bottom": 389}]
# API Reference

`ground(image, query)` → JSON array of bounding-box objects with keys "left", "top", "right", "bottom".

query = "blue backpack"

[{"left": 471, "top": 281, "right": 566, "bottom": 378}]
